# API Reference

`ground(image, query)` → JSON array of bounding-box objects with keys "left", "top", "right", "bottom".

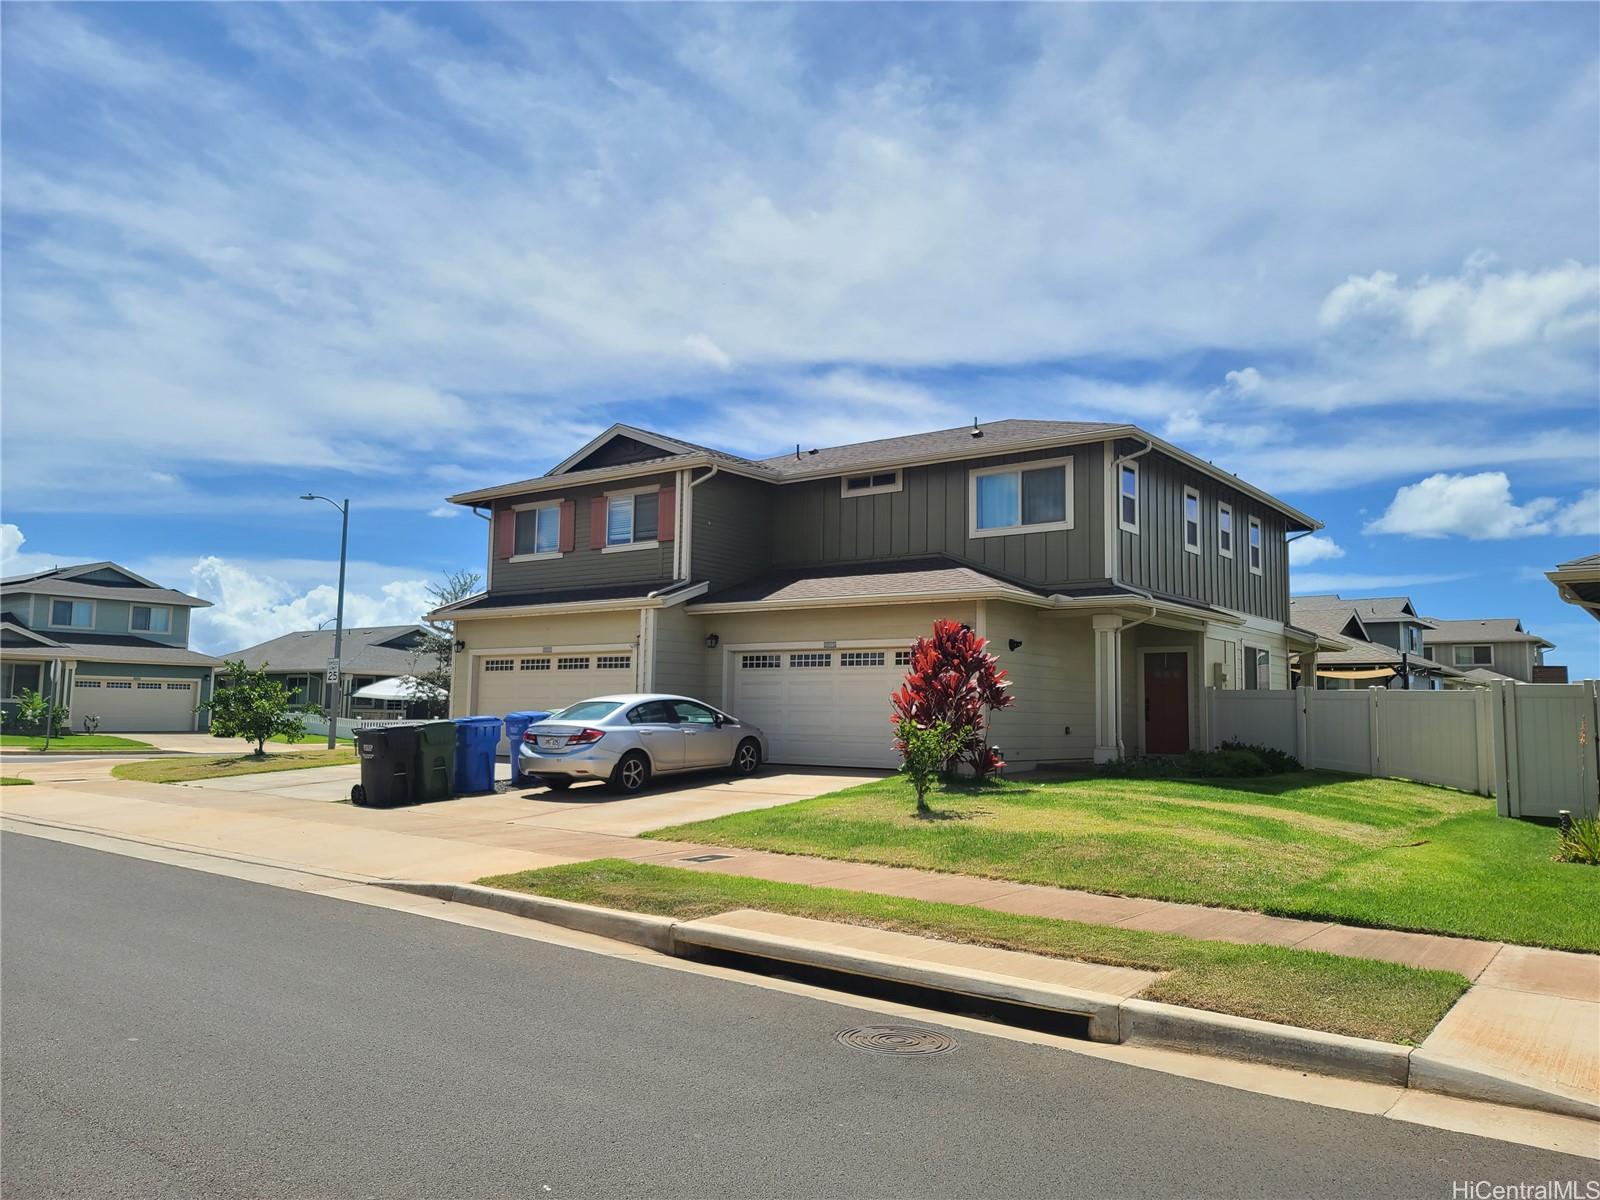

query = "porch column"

[
  {"left": 1299, "top": 648, "right": 1318, "bottom": 689},
  {"left": 1092, "top": 614, "right": 1124, "bottom": 764}
]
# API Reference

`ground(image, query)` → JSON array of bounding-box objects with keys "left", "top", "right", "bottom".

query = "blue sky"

[{"left": 2, "top": 3, "right": 1597, "bottom": 668}]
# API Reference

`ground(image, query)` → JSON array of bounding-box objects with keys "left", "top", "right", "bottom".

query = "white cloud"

[
  {"left": 1362, "top": 472, "right": 1583, "bottom": 540},
  {"left": 1291, "top": 571, "right": 1473, "bottom": 594},
  {"left": 1552, "top": 488, "right": 1599, "bottom": 537},
  {"left": 1319, "top": 260, "right": 1599, "bottom": 357},
  {"left": 683, "top": 334, "right": 733, "bottom": 371},
  {"left": 187, "top": 556, "right": 434, "bottom": 656},
  {"left": 1223, "top": 367, "right": 1262, "bottom": 395},
  {"left": 1289, "top": 535, "right": 1344, "bottom": 565},
  {"left": 427, "top": 506, "right": 460, "bottom": 519}
]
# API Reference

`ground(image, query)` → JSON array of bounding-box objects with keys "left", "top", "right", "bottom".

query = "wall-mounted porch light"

[{"left": 704, "top": 633, "right": 720, "bottom": 649}]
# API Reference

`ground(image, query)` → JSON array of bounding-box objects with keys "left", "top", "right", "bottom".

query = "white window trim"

[
  {"left": 1182, "top": 486, "right": 1201, "bottom": 555},
  {"left": 1243, "top": 643, "right": 1272, "bottom": 691},
  {"left": 47, "top": 597, "right": 96, "bottom": 629},
  {"left": 1247, "top": 517, "right": 1263, "bottom": 576},
  {"left": 130, "top": 603, "right": 173, "bottom": 634},
  {"left": 1217, "top": 501, "right": 1234, "bottom": 559},
  {"left": 1454, "top": 644, "right": 1493, "bottom": 667},
  {"left": 510, "top": 499, "right": 565, "bottom": 562},
  {"left": 967, "top": 455, "right": 1075, "bottom": 539},
  {"left": 840, "top": 469, "right": 903, "bottom": 498},
  {"left": 1118, "top": 461, "right": 1140, "bottom": 534},
  {"left": 603, "top": 485, "right": 662, "bottom": 549}
]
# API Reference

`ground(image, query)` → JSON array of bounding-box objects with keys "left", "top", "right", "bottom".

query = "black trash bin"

[{"left": 352, "top": 723, "right": 422, "bottom": 808}]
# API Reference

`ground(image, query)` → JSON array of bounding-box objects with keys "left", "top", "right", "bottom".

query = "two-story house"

[
  {"left": 1288, "top": 594, "right": 1452, "bottom": 689},
  {"left": 221, "top": 625, "right": 443, "bottom": 719},
  {"left": 1, "top": 562, "right": 220, "bottom": 731},
  {"left": 1421, "top": 618, "right": 1555, "bottom": 684},
  {"left": 433, "top": 420, "right": 1327, "bottom": 769}
]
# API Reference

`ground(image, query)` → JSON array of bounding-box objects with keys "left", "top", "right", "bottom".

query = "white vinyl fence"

[{"left": 1207, "top": 680, "right": 1599, "bottom": 819}]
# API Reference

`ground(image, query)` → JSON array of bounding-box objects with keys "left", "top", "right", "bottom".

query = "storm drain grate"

[
  {"left": 836, "top": 1026, "right": 958, "bottom": 1056},
  {"left": 680, "top": 853, "right": 734, "bottom": 863}
]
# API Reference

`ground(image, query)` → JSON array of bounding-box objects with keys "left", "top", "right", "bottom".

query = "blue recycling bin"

[
  {"left": 501, "top": 710, "right": 552, "bottom": 788},
  {"left": 452, "top": 716, "right": 503, "bottom": 794}
]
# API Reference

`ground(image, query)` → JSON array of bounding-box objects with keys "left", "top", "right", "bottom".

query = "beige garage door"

[
  {"left": 475, "top": 651, "right": 636, "bottom": 752},
  {"left": 73, "top": 678, "right": 196, "bottom": 732},
  {"left": 728, "top": 647, "right": 906, "bottom": 768}
]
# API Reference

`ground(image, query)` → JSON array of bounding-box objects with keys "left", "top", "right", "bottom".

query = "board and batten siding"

[
  {"left": 689, "top": 473, "right": 773, "bottom": 592},
  {"left": 768, "top": 445, "right": 1106, "bottom": 587},
  {"left": 488, "top": 472, "right": 678, "bottom": 595},
  {"left": 1117, "top": 449, "right": 1289, "bottom": 624}
]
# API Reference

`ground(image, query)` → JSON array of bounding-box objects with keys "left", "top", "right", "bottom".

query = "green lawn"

[
  {"left": 482, "top": 859, "right": 1469, "bottom": 1045},
  {"left": 645, "top": 772, "right": 1600, "bottom": 952},
  {"left": 267, "top": 732, "right": 352, "bottom": 744},
  {"left": 0, "top": 733, "right": 156, "bottom": 751},
  {"left": 0, "top": 776, "right": 33, "bottom": 785},
  {"left": 112, "top": 748, "right": 356, "bottom": 783}
]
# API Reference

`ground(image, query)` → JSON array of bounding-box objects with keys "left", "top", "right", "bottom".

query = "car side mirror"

[{"left": 713, "top": 713, "right": 725, "bottom": 727}]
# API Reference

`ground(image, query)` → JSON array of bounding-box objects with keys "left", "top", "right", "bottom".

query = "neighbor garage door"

[
  {"left": 475, "top": 651, "right": 636, "bottom": 752},
  {"left": 728, "top": 647, "right": 906, "bottom": 768},
  {"left": 73, "top": 678, "right": 197, "bottom": 732}
]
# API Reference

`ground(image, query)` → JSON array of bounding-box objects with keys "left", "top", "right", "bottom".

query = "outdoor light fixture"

[
  {"left": 704, "top": 633, "right": 720, "bottom": 649},
  {"left": 454, "top": 639, "right": 467, "bottom": 654},
  {"left": 1008, "top": 639, "right": 1023, "bottom": 652}
]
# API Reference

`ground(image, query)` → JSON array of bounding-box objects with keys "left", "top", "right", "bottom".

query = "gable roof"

[
  {"left": 1291, "top": 593, "right": 1430, "bottom": 625},
  {"left": 0, "top": 561, "right": 211, "bottom": 608},
  {"left": 221, "top": 625, "right": 438, "bottom": 675},
  {"left": 448, "top": 418, "right": 1320, "bottom": 530},
  {"left": 1422, "top": 618, "right": 1554, "bottom": 649}
]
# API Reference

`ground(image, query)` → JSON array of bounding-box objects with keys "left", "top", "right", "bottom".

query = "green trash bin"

[{"left": 416, "top": 719, "right": 456, "bottom": 802}]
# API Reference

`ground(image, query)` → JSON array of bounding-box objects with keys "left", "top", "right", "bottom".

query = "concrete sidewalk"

[{"left": 3, "top": 761, "right": 1595, "bottom": 1115}]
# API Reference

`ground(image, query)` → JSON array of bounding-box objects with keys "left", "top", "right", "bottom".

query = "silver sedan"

[{"left": 516, "top": 693, "right": 767, "bottom": 794}]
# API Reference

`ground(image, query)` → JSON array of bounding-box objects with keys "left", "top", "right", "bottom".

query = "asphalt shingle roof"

[
  {"left": 222, "top": 626, "right": 437, "bottom": 675},
  {"left": 1422, "top": 618, "right": 1552, "bottom": 646},
  {"left": 757, "top": 419, "right": 1125, "bottom": 478},
  {"left": 691, "top": 558, "right": 1046, "bottom": 607}
]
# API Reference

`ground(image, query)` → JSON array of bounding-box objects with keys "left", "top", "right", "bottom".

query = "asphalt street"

[{"left": 3, "top": 831, "right": 1595, "bottom": 1199}]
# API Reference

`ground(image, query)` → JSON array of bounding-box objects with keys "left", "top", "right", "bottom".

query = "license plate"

[{"left": 539, "top": 736, "right": 565, "bottom": 749}]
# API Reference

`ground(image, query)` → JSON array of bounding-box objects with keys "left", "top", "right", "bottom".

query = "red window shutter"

[
  {"left": 495, "top": 507, "right": 515, "bottom": 559},
  {"left": 559, "top": 500, "right": 576, "bottom": 553},
  {"left": 590, "top": 497, "right": 609, "bottom": 549},
  {"left": 657, "top": 486, "right": 675, "bottom": 542}
]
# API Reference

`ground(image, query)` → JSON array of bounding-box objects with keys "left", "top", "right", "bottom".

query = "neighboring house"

[
  {"left": 1287, "top": 594, "right": 1453, "bottom": 690},
  {"left": 220, "top": 625, "right": 441, "bottom": 719},
  {"left": 1421, "top": 618, "right": 1555, "bottom": 684},
  {"left": 432, "top": 420, "right": 1329, "bottom": 769},
  {"left": 0, "top": 562, "right": 219, "bottom": 731},
  {"left": 1547, "top": 553, "right": 1600, "bottom": 624}
]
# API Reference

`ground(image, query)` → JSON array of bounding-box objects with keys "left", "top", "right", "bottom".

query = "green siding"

[
  {"left": 689, "top": 473, "right": 773, "bottom": 591},
  {"left": 489, "top": 472, "right": 679, "bottom": 594},
  {"left": 23, "top": 592, "right": 190, "bottom": 646}
]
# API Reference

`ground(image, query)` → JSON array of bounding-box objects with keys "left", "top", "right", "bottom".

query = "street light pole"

[{"left": 302, "top": 494, "right": 350, "bottom": 750}]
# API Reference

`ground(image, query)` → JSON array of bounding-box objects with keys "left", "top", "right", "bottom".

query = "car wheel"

[
  {"left": 610, "top": 752, "right": 650, "bottom": 794},
  {"left": 732, "top": 738, "right": 761, "bottom": 776},
  {"left": 541, "top": 777, "right": 573, "bottom": 792}
]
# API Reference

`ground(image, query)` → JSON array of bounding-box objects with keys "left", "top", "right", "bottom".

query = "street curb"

[
  {"left": 383, "top": 882, "right": 1596, "bottom": 1123},
  {"left": 379, "top": 881, "right": 677, "bottom": 953},
  {"left": 1119, "top": 998, "right": 1411, "bottom": 1086}
]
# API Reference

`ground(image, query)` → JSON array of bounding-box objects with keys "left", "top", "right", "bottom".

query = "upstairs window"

[
  {"left": 1217, "top": 502, "right": 1234, "bottom": 558},
  {"left": 1247, "top": 517, "right": 1263, "bottom": 575},
  {"left": 607, "top": 491, "right": 659, "bottom": 547},
  {"left": 49, "top": 599, "right": 92, "bottom": 628},
  {"left": 1407, "top": 626, "right": 1423, "bottom": 654},
  {"left": 971, "top": 458, "right": 1072, "bottom": 537},
  {"left": 841, "top": 470, "right": 902, "bottom": 498},
  {"left": 1454, "top": 644, "right": 1493, "bottom": 667},
  {"left": 131, "top": 604, "right": 171, "bottom": 634},
  {"left": 1119, "top": 462, "right": 1139, "bottom": 532},
  {"left": 515, "top": 504, "right": 562, "bottom": 557},
  {"left": 1183, "top": 487, "right": 1201, "bottom": 554}
]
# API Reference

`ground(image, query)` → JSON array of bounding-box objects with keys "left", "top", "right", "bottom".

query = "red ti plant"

[{"left": 890, "top": 619, "right": 1015, "bottom": 776}]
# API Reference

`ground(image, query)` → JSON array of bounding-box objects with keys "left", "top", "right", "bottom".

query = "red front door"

[{"left": 1143, "top": 652, "right": 1190, "bottom": 755}]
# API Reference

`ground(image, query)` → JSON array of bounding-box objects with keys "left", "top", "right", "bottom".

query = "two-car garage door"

[
  {"left": 72, "top": 678, "right": 197, "bottom": 732},
  {"left": 475, "top": 651, "right": 635, "bottom": 752},
  {"left": 728, "top": 647, "right": 908, "bottom": 769}
]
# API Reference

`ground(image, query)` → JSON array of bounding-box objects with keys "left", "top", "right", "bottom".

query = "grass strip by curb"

[
  {"left": 480, "top": 859, "right": 1469, "bottom": 1046},
  {"left": 0, "top": 734, "right": 156, "bottom": 751},
  {"left": 112, "top": 748, "right": 357, "bottom": 783},
  {"left": 0, "top": 776, "right": 33, "bottom": 786}
]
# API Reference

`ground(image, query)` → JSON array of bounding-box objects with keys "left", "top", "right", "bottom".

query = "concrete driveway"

[{"left": 175, "top": 762, "right": 881, "bottom": 835}]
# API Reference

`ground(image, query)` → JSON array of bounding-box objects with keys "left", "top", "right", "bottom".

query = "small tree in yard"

[
  {"left": 200, "top": 661, "right": 306, "bottom": 755},
  {"left": 890, "top": 619, "right": 1015, "bottom": 777},
  {"left": 14, "top": 689, "right": 68, "bottom": 751},
  {"left": 404, "top": 569, "right": 481, "bottom": 719},
  {"left": 895, "top": 718, "right": 968, "bottom": 815}
]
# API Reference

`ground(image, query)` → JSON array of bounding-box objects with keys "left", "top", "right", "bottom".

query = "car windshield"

[{"left": 548, "top": 700, "right": 623, "bottom": 722}]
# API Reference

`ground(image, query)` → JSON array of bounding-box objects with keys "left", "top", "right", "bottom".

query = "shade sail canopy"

[
  {"left": 1316, "top": 667, "right": 1396, "bottom": 680},
  {"left": 350, "top": 675, "right": 444, "bottom": 701}
]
